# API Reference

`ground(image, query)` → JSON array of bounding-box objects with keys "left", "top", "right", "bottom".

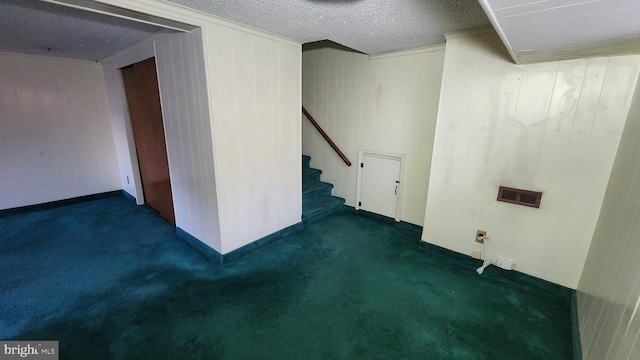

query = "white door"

[{"left": 359, "top": 154, "right": 401, "bottom": 219}]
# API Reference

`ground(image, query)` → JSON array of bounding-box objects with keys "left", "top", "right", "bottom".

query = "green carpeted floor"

[{"left": 0, "top": 195, "right": 574, "bottom": 359}]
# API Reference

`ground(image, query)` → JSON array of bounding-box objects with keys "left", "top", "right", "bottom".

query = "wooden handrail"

[{"left": 302, "top": 106, "right": 352, "bottom": 167}]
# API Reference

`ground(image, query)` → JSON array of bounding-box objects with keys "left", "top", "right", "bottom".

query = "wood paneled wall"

[
  {"left": 102, "top": 29, "right": 222, "bottom": 252},
  {"left": 0, "top": 53, "right": 120, "bottom": 209},
  {"left": 423, "top": 31, "right": 640, "bottom": 288},
  {"left": 302, "top": 45, "right": 445, "bottom": 226},
  {"left": 577, "top": 78, "right": 640, "bottom": 360},
  {"left": 203, "top": 23, "right": 302, "bottom": 254},
  {"left": 155, "top": 29, "right": 222, "bottom": 251},
  {"left": 98, "top": 0, "right": 302, "bottom": 254}
]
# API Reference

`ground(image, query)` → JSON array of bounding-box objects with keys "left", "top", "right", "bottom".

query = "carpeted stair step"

[
  {"left": 301, "top": 155, "right": 344, "bottom": 222},
  {"left": 302, "top": 196, "right": 345, "bottom": 223},
  {"left": 303, "top": 181, "right": 334, "bottom": 205},
  {"left": 303, "top": 167, "right": 322, "bottom": 183}
]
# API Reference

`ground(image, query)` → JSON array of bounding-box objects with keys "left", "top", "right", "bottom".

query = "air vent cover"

[{"left": 497, "top": 186, "right": 542, "bottom": 208}]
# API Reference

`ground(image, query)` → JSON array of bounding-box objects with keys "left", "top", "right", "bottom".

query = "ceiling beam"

[{"left": 42, "top": 0, "right": 196, "bottom": 32}]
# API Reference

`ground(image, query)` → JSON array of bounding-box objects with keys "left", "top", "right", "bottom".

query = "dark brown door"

[{"left": 122, "top": 58, "right": 175, "bottom": 225}]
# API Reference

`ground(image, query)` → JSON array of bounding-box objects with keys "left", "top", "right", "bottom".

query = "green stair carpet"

[{"left": 301, "top": 155, "right": 345, "bottom": 223}]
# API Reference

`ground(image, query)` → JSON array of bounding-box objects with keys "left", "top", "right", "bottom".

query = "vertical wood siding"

[
  {"left": 302, "top": 46, "right": 445, "bottom": 226},
  {"left": 0, "top": 53, "right": 120, "bottom": 209},
  {"left": 102, "top": 30, "right": 222, "bottom": 252},
  {"left": 423, "top": 31, "right": 640, "bottom": 288},
  {"left": 155, "top": 29, "right": 222, "bottom": 251},
  {"left": 203, "top": 24, "right": 302, "bottom": 254},
  {"left": 577, "top": 79, "right": 640, "bottom": 360},
  {"left": 103, "top": 20, "right": 301, "bottom": 255}
]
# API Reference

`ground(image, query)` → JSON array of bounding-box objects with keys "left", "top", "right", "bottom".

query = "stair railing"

[{"left": 302, "top": 106, "right": 352, "bottom": 167}]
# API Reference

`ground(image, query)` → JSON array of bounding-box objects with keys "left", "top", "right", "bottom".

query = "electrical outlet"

[
  {"left": 476, "top": 230, "right": 487, "bottom": 244},
  {"left": 471, "top": 251, "right": 482, "bottom": 259}
]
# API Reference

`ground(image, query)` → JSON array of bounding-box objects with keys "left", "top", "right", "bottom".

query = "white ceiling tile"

[
  {"left": 499, "top": 3, "right": 640, "bottom": 29},
  {"left": 503, "top": 9, "right": 640, "bottom": 38},
  {"left": 493, "top": 0, "right": 599, "bottom": 17},
  {"left": 488, "top": 0, "right": 549, "bottom": 11},
  {"left": 481, "top": 0, "right": 640, "bottom": 63},
  {"left": 508, "top": 22, "right": 640, "bottom": 50}
]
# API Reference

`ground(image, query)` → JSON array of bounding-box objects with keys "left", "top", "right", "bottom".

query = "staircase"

[{"left": 302, "top": 155, "right": 345, "bottom": 223}]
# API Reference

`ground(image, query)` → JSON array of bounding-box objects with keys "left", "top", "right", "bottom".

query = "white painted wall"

[
  {"left": 577, "top": 78, "right": 640, "bottom": 360},
  {"left": 102, "top": 29, "right": 222, "bottom": 252},
  {"left": 302, "top": 45, "right": 444, "bottom": 225},
  {"left": 155, "top": 29, "right": 222, "bottom": 251},
  {"left": 0, "top": 53, "right": 120, "bottom": 210},
  {"left": 422, "top": 30, "right": 640, "bottom": 288},
  {"left": 203, "top": 23, "right": 302, "bottom": 253},
  {"left": 97, "top": 0, "right": 302, "bottom": 255}
]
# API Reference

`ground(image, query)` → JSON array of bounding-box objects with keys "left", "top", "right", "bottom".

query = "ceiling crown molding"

[
  {"left": 443, "top": 26, "right": 495, "bottom": 40},
  {"left": 369, "top": 44, "right": 445, "bottom": 60}
]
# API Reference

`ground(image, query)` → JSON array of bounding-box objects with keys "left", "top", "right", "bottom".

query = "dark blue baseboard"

[
  {"left": 121, "top": 190, "right": 136, "bottom": 203},
  {"left": 344, "top": 206, "right": 423, "bottom": 235},
  {"left": 177, "top": 221, "right": 305, "bottom": 266},
  {"left": 418, "top": 240, "right": 574, "bottom": 298},
  {"left": 0, "top": 190, "right": 124, "bottom": 218},
  {"left": 222, "top": 222, "right": 305, "bottom": 265},
  {"left": 176, "top": 227, "right": 224, "bottom": 264},
  {"left": 394, "top": 221, "right": 423, "bottom": 235},
  {"left": 418, "top": 240, "right": 475, "bottom": 263},
  {"left": 571, "top": 291, "right": 583, "bottom": 360}
]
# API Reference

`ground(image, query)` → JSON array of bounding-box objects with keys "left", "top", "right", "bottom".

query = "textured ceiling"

[
  {"left": 0, "top": 0, "right": 164, "bottom": 61},
  {"left": 5, "top": 0, "right": 634, "bottom": 65},
  {"left": 167, "top": 0, "right": 491, "bottom": 55}
]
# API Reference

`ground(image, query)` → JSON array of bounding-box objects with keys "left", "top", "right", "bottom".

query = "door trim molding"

[{"left": 355, "top": 148, "right": 407, "bottom": 222}]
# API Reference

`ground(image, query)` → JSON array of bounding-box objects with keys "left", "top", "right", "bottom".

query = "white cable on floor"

[{"left": 476, "top": 234, "right": 491, "bottom": 275}]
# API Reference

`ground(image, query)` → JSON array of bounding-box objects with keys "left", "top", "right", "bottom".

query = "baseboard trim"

[
  {"left": 222, "top": 222, "right": 305, "bottom": 265},
  {"left": 176, "top": 227, "right": 224, "bottom": 264},
  {"left": 0, "top": 190, "right": 123, "bottom": 217},
  {"left": 418, "top": 240, "right": 575, "bottom": 299},
  {"left": 121, "top": 190, "right": 136, "bottom": 203},
  {"left": 344, "top": 206, "right": 423, "bottom": 235},
  {"left": 177, "top": 221, "right": 305, "bottom": 266},
  {"left": 394, "top": 221, "right": 423, "bottom": 235},
  {"left": 571, "top": 291, "right": 583, "bottom": 360},
  {"left": 418, "top": 240, "right": 475, "bottom": 263}
]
